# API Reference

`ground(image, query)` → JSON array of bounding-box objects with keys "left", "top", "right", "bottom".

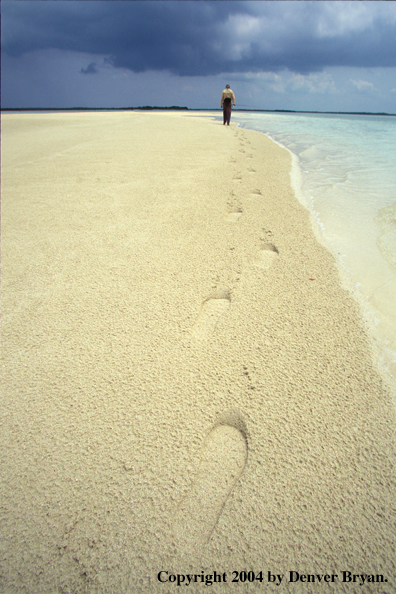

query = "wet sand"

[{"left": 1, "top": 111, "right": 395, "bottom": 593}]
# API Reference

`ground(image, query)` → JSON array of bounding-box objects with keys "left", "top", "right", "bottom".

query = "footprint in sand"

[
  {"left": 254, "top": 243, "right": 279, "bottom": 269},
  {"left": 172, "top": 410, "right": 248, "bottom": 549},
  {"left": 226, "top": 205, "right": 243, "bottom": 222},
  {"left": 248, "top": 189, "right": 262, "bottom": 201},
  {"left": 192, "top": 286, "right": 231, "bottom": 340}
]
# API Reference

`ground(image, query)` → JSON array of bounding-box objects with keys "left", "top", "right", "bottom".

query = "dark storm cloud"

[
  {"left": 2, "top": 1, "right": 396, "bottom": 76},
  {"left": 80, "top": 62, "right": 98, "bottom": 75}
]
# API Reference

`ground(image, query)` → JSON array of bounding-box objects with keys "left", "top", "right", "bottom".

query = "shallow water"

[{"left": 235, "top": 112, "right": 396, "bottom": 390}]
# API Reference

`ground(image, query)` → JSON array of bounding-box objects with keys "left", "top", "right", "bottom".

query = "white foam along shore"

[{"left": 1, "top": 111, "right": 395, "bottom": 593}]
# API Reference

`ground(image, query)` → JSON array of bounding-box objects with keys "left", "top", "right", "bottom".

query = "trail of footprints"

[
  {"left": 173, "top": 130, "right": 278, "bottom": 549},
  {"left": 192, "top": 131, "right": 279, "bottom": 343}
]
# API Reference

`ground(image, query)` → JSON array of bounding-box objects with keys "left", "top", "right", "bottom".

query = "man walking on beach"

[{"left": 220, "top": 84, "right": 236, "bottom": 125}]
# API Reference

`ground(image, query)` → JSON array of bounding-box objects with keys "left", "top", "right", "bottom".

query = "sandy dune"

[{"left": 1, "top": 111, "right": 395, "bottom": 593}]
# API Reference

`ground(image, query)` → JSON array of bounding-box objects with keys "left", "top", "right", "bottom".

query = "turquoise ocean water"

[{"left": 235, "top": 112, "right": 396, "bottom": 394}]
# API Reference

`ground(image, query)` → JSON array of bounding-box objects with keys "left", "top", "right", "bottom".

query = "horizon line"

[{"left": 2, "top": 106, "right": 396, "bottom": 117}]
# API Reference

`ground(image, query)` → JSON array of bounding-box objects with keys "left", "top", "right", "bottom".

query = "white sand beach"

[{"left": 1, "top": 111, "right": 395, "bottom": 593}]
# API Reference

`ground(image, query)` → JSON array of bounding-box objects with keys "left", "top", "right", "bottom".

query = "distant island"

[
  {"left": 1, "top": 106, "right": 188, "bottom": 112},
  {"left": 1, "top": 106, "right": 395, "bottom": 117}
]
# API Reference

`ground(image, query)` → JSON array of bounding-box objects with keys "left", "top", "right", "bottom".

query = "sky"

[{"left": 2, "top": 0, "right": 396, "bottom": 113}]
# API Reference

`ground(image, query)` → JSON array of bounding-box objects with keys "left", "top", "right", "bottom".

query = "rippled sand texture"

[{"left": 1, "top": 112, "right": 395, "bottom": 593}]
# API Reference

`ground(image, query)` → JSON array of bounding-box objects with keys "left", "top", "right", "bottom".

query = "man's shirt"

[{"left": 221, "top": 89, "right": 236, "bottom": 107}]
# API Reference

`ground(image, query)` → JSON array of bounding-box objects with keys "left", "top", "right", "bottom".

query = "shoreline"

[
  {"left": 235, "top": 116, "right": 396, "bottom": 405},
  {"left": 2, "top": 111, "right": 395, "bottom": 593},
  {"left": 249, "top": 125, "right": 396, "bottom": 405}
]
